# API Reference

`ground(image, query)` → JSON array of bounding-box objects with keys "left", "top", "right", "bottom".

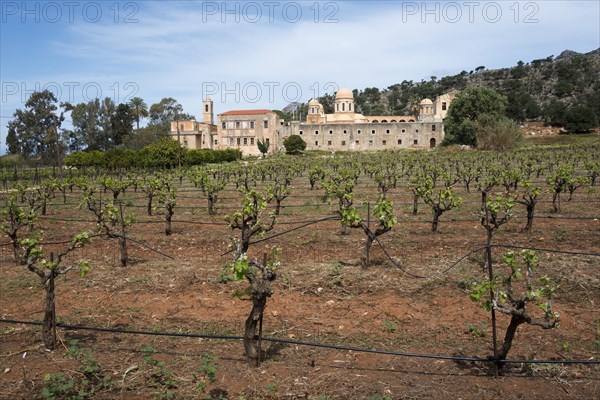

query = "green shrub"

[{"left": 283, "top": 135, "right": 306, "bottom": 154}]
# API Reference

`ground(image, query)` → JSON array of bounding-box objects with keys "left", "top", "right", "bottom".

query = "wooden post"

[
  {"left": 257, "top": 252, "right": 268, "bottom": 367},
  {"left": 366, "top": 201, "right": 370, "bottom": 267},
  {"left": 486, "top": 241, "right": 499, "bottom": 378}
]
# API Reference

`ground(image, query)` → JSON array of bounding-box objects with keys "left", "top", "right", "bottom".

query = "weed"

[
  {"left": 192, "top": 354, "right": 219, "bottom": 395},
  {"left": 382, "top": 320, "right": 398, "bottom": 333},
  {"left": 467, "top": 322, "right": 487, "bottom": 338},
  {"left": 42, "top": 341, "right": 112, "bottom": 400},
  {"left": 42, "top": 372, "right": 79, "bottom": 400},
  {"left": 279, "top": 272, "right": 293, "bottom": 290},
  {"left": 366, "top": 395, "right": 392, "bottom": 400},
  {"left": 552, "top": 227, "right": 567, "bottom": 242},
  {"left": 265, "top": 382, "right": 278, "bottom": 398},
  {"left": 457, "top": 275, "right": 478, "bottom": 291},
  {"left": 141, "top": 345, "right": 178, "bottom": 400},
  {"left": 127, "top": 275, "right": 151, "bottom": 285},
  {"left": 217, "top": 269, "right": 233, "bottom": 284},
  {"left": 522, "top": 361, "right": 567, "bottom": 377},
  {"left": 328, "top": 262, "right": 343, "bottom": 286}
]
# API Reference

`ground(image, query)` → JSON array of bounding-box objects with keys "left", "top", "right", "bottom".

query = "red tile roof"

[{"left": 219, "top": 109, "right": 273, "bottom": 116}]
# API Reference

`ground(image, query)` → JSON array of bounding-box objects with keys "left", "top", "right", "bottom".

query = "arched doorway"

[{"left": 429, "top": 138, "right": 436, "bottom": 148}]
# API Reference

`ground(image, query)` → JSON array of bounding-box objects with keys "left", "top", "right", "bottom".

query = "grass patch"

[{"left": 523, "top": 133, "right": 599, "bottom": 146}]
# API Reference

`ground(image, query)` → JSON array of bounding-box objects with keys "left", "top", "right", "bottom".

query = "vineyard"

[{"left": 1, "top": 143, "right": 599, "bottom": 399}]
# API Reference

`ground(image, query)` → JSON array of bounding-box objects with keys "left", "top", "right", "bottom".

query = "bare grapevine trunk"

[
  {"left": 497, "top": 314, "right": 525, "bottom": 370},
  {"left": 147, "top": 195, "right": 153, "bottom": 215},
  {"left": 361, "top": 232, "right": 374, "bottom": 268},
  {"left": 412, "top": 194, "right": 418, "bottom": 215},
  {"left": 340, "top": 224, "right": 349, "bottom": 235},
  {"left": 481, "top": 190, "right": 487, "bottom": 212},
  {"left": 10, "top": 232, "right": 22, "bottom": 265},
  {"left": 244, "top": 294, "right": 267, "bottom": 366},
  {"left": 165, "top": 207, "right": 174, "bottom": 236},
  {"left": 431, "top": 209, "right": 441, "bottom": 233},
  {"left": 43, "top": 273, "right": 57, "bottom": 350},
  {"left": 524, "top": 203, "right": 535, "bottom": 233},
  {"left": 552, "top": 192, "right": 561, "bottom": 213},
  {"left": 118, "top": 235, "right": 128, "bottom": 267},
  {"left": 118, "top": 203, "right": 128, "bottom": 267},
  {"left": 244, "top": 265, "right": 276, "bottom": 367},
  {"left": 208, "top": 194, "right": 216, "bottom": 215},
  {"left": 165, "top": 215, "right": 172, "bottom": 236}
]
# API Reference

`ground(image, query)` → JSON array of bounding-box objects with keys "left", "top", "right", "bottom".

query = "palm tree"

[
  {"left": 408, "top": 96, "right": 421, "bottom": 118},
  {"left": 128, "top": 97, "right": 149, "bottom": 131}
]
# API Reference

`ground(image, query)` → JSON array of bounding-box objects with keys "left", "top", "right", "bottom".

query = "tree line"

[{"left": 6, "top": 90, "right": 195, "bottom": 163}]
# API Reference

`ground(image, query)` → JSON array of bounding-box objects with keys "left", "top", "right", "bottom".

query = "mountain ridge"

[{"left": 310, "top": 48, "right": 600, "bottom": 126}]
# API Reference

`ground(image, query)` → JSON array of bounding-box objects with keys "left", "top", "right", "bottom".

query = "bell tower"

[{"left": 203, "top": 97, "right": 214, "bottom": 124}]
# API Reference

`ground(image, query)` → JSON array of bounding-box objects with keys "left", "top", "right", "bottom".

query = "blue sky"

[{"left": 1, "top": 0, "right": 599, "bottom": 155}]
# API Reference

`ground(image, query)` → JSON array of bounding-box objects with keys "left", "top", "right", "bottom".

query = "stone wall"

[{"left": 284, "top": 121, "right": 444, "bottom": 151}]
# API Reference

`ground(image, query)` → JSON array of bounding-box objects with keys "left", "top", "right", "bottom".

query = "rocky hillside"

[{"left": 314, "top": 48, "right": 600, "bottom": 126}]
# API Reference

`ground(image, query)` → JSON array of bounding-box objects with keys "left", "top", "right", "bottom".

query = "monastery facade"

[{"left": 169, "top": 89, "right": 457, "bottom": 156}]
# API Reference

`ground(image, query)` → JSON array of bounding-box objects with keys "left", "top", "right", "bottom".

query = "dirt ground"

[{"left": 1, "top": 175, "right": 599, "bottom": 399}]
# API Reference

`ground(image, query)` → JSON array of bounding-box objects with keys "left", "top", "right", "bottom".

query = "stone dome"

[
  {"left": 420, "top": 98, "right": 433, "bottom": 105},
  {"left": 308, "top": 98, "right": 321, "bottom": 105},
  {"left": 335, "top": 88, "right": 353, "bottom": 100}
]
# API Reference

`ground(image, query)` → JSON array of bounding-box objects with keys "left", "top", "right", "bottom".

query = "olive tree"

[
  {"left": 443, "top": 87, "right": 508, "bottom": 147},
  {"left": 283, "top": 135, "right": 306, "bottom": 154}
]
